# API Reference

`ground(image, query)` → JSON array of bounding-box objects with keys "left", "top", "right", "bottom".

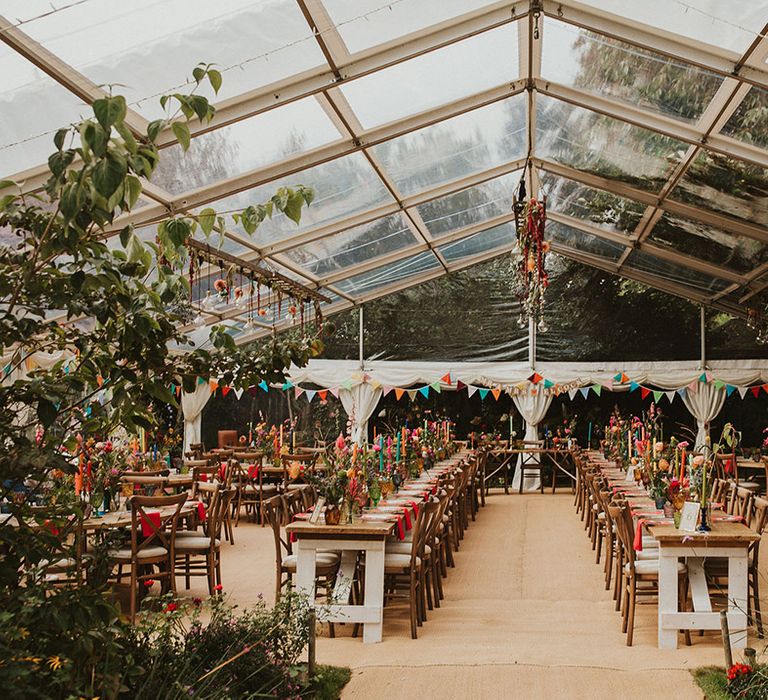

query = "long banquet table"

[{"left": 286, "top": 450, "right": 470, "bottom": 643}]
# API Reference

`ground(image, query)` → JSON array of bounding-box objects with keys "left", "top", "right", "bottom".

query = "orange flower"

[
  {"left": 526, "top": 255, "right": 536, "bottom": 272},
  {"left": 541, "top": 240, "right": 551, "bottom": 253}
]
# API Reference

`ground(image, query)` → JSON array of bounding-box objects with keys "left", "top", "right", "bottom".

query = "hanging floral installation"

[
  {"left": 185, "top": 241, "right": 326, "bottom": 335},
  {"left": 512, "top": 176, "right": 550, "bottom": 332}
]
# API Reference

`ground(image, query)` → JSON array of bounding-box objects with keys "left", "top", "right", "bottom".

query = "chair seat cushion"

[
  {"left": 636, "top": 549, "right": 659, "bottom": 561},
  {"left": 384, "top": 553, "right": 420, "bottom": 572},
  {"left": 627, "top": 559, "right": 685, "bottom": 575},
  {"left": 641, "top": 536, "right": 659, "bottom": 548},
  {"left": 243, "top": 484, "right": 277, "bottom": 493},
  {"left": 282, "top": 552, "right": 339, "bottom": 571},
  {"left": 386, "top": 542, "right": 430, "bottom": 556},
  {"left": 109, "top": 546, "right": 168, "bottom": 561},
  {"left": 174, "top": 537, "right": 220, "bottom": 551},
  {"left": 286, "top": 484, "right": 307, "bottom": 490}
]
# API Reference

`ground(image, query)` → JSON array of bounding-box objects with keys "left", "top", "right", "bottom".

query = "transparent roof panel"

[
  {"left": 323, "top": 0, "right": 497, "bottom": 54},
  {"left": 281, "top": 212, "right": 418, "bottom": 279},
  {"left": 371, "top": 95, "right": 526, "bottom": 196},
  {"left": 340, "top": 22, "right": 519, "bottom": 129},
  {"left": 721, "top": 86, "right": 768, "bottom": 151},
  {"left": 547, "top": 221, "right": 627, "bottom": 262},
  {"left": 669, "top": 151, "right": 768, "bottom": 228},
  {"left": 438, "top": 222, "right": 515, "bottom": 264},
  {"left": 151, "top": 97, "right": 342, "bottom": 195},
  {"left": 334, "top": 250, "right": 440, "bottom": 297},
  {"left": 536, "top": 94, "right": 686, "bottom": 192},
  {"left": 0, "top": 45, "right": 88, "bottom": 178},
  {"left": 20, "top": 0, "right": 326, "bottom": 119},
  {"left": 647, "top": 212, "right": 768, "bottom": 275},
  {"left": 417, "top": 170, "right": 520, "bottom": 238},
  {"left": 626, "top": 249, "right": 732, "bottom": 294},
  {"left": 573, "top": 0, "right": 764, "bottom": 55},
  {"left": 540, "top": 172, "right": 645, "bottom": 235},
  {"left": 206, "top": 153, "right": 394, "bottom": 248},
  {"left": 542, "top": 18, "right": 723, "bottom": 123}
]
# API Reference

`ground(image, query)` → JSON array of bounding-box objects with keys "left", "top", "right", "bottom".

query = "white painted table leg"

[
  {"left": 658, "top": 547, "right": 680, "bottom": 649},
  {"left": 728, "top": 551, "right": 749, "bottom": 651},
  {"left": 295, "top": 540, "right": 317, "bottom": 604},
  {"left": 332, "top": 549, "right": 357, "bottom": 604},
  {"left": 363, "top": 541, "right": 386, "bottom": 644},
  {"left": 687, "top": 557, "right": 712, "bottom": 612}
]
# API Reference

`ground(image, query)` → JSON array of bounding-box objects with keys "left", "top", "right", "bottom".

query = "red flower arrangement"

[{"left": 727, "top": 662, "right": 752, "bottom": 682}]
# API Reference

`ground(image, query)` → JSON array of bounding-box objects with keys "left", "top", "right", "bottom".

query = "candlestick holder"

[{"left": 697, "top": 502, "right": 711, "bottom": 532}]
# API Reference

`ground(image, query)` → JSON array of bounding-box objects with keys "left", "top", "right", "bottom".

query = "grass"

[
  {"left": 692, "top": 666, "right": 730, "bottom": 700},
  {"left": 304, "top": 664, "right": 352, "bottom": 699}
]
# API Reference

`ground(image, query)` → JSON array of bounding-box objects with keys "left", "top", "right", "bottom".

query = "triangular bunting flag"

[
  {"left": 579, "top": 387, "right": 590, "bottom": 399},
  {"left": 640, "top": 387, "right": 651, "bottom": 400},
  {"left": 407, "top": 389, "right": 417, "bottom": 401},
  {"left": 467, "top": 385, "right": 478, "bottom": 398},
  {"left": 209, "top": 380, "right": 218, "bottom": 393},
  {"left": 295, "top": 387, "right": 304, "bottom": 398},
  {"left": 441, "top": 373, "right": 452, "bottom": 385},
  {"left": 329, "top": 387, "right": 340, "bottom": 398},
  {"left": 247, "top": 386, "right": 258, "bottom": 396},
  {"left": 528, "top": 372, "right": 543, "bottom": 384},
  {"left": 221, "top": 386, "right": 231, "bottom": 397},
  {"left": 725, "top": 385, "right": 736, "bottom": 397},
  {"left": 233, "top": 387, "right": 244, "bottom": 400},
  {"left": 418, "top": 386, "right": 430, "bottom": 398},
  {"left": 197, "top": 376, "right": 206, "bottom": 385},
  {"left": 568, "top": 389, "right": 578, "bottom": 400},
  {"left": 652, "top": 390, "right": 662, "bottom": 403},
  {"left": 430, "top": 382, "right": 442, "bottom": 394},
  {"left": 592, "top": 385, "right": 602, "bottom": 396},
  {"left": 738, "top": 387, "right": 748, "bottom": 399},
  {"left": 688, "top": 380, "right": 698, "bottom": 393},
  {"left": 763, "top": 384, "right": 768, "bottom": 394},
  {"left": 175, "top": 385, "right": 182, "bottom": 398},
  {"left": 600, "top": 379, "right": 613, "bottom": 390},
  {"left": 543, "top": 379, "right": 554, "bottom": 389},
  {"left": 491, "top": 388, "right": 501, "bottom": 401},
  {"left": 169, "top": 382, "right": 175, "bottom": 395},
  {"left": 342, "top": 380, "right": 354, "bottom": 390},
  {"left": 478, "top": 388, "right": 490, "bottom": 400},
  {"left": 699, "top": 373, "right": 708, "bottom": 383},
  {"left": 706, "top": 372, "right": 714, "bottom": 382},
  {"left": 613, "top": 372, "right": 623, "bottom": 382},
  {"left": 456, "top": 380, "right": 466, "bottom": 391},
  {"left": 395, "top": 388, "right": 405, "bottom": 401},
  {"left": 629, "top": 382, "right": 640, "bottom": 392},
  {"left": 305, "top": 390, "right": 316, "bottom": 403},
  {"left": 665, "top": 390, "right": 676, "bottom": 403},
  {"left": 713, "top": 380, "right": 724, "bottom": 391},
  {"left": 318, "top": 390, "right": 328, "bottom": 401},
  {"left": 370, "top": 380, "right": 381, "bottom": 390},
  {"left": 258, "top": 380, "right": 269, "bottom": 392},
  {"left": 751, "top": 386, "right": 761, "bottom": 398},
  {"left": 676, "top": 388, "right": 687, "bottom": 398},
  {"left": 282, "top": 381, "right": 294, "bottom": 391},
  {"left": 382, "top": 386, "right": 393, "bottom": 397}
]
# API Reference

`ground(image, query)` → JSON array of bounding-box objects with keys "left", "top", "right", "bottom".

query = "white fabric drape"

[
  {"left": 511, "top": 392, "right": 553, "bottom": 491},
  {"left": 682, "top": 383, "right": 726, "bottom": 450},
  {"left": 339, "top": 383, "right": 383, "bottom": 445},
  {"left": 181, "top": 383, "right": 212, "bottom": 453}
]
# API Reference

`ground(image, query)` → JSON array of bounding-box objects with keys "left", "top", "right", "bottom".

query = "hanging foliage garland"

[{"left": 512, "top": 189, "right": 550, "bottom": 331}]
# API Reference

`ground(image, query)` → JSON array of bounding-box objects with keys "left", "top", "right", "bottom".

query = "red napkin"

[
  {"left": 44, "top": 519, "right": 59, "bottom": 536},
  {"left": 409, "top": 500, "right": 419, "bottom": 517},
  {"left": 403, "top": 508, "right": 412, "bottom": 530},
  {"left": 396, "top": 515, "right": 405, "bottom": 540},
  {"left": 247, "top": 465, "right": 259, "bottom": 479},
  {"left": 218, "top": 464, "right": 226, "bottom": 481},
  {"left": 141, "top": 511, "right": 161, "bottom": 538},
  {"left": 197, "top": 502, "right": 207, "bottom": 522},
  {"left": 198, "top": 473, "right": 208, "bottom": 482},
  {"left": 724, "top": 458, "right": 734, "bottom": 475},
  {"left": 633, "top": 519, "right": 648, "bottom": 551}
]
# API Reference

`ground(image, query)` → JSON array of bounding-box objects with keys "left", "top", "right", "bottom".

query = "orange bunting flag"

[
  {"left": 528, "top": 372, "right": 543, "bottom": 384},
  {"left": 209, "top": 380, "right": 218, "bottom": 393},
  {"left": 395, "top": 388, "right": 405, "bottom": 401},
  {"left": 96, "top": 375, "right": 104, "bottom": 387},
  {"left": 763, "top": 384, "right": 768, "bottom": 394},
  {"left": 221, "top": 386, "right": 231, "bottom": 397},
  {"left": 175, "top": 385, "right": 182, "bottom": 397},
  {"left": 441, "top": 373, "right": 452, "bottom": 385},
  {"left": 318, "top": 390, "right": 328, "bottom": 401},
  {"left": 491, "top": 388, "right": 501, "bottom": 401}
]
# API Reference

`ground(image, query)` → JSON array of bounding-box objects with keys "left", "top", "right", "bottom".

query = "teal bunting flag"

[
  {"left": 629, "top": 382, "right": 639, "bottom": 392},
  {"left": 418, "top": 386, "right": 430, "bottom": 398},
  {"left": 543, "top": 379, "right": 554, "bottom": 389},
  {"left": 726, "top": 384, "right": 736, "bottom": 397},
  {"left": 478, "top": 388, "right": 489, "bottom": 400},
  {"left": 197, "top": 377, "right": 206, "bottom": 385},
  {"left": 282, "top": 381, "right": 293, "bottom": 391},
  {"left": 258, "top": 380, "right": 269, "bottom": 392},
  {"left": 699, "top": 373, "right": 708, "bottom": 383}
]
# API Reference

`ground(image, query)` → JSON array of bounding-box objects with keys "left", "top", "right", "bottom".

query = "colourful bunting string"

[
  {"left": 418, "top": 386, "right": 430, "bottom": 398},
  {"left": 491, "top": 388, "right": 501, "bottom": 401},
  {"left": 395, "top": 388, "right": 405, "bottom": 401},
  {"left": 478, "top": 388, "right": 489, "bottom": 400},
  {"left": 258, "top": 380, "right": 269, "bottom": 392}
]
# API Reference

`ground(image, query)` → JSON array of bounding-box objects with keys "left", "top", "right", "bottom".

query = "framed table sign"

[
  {"left": 308, "top": 497, "right": 325, "bottom": 524},
  {"left": 678, "top": 501, "right": 701, "bottom": 532}
]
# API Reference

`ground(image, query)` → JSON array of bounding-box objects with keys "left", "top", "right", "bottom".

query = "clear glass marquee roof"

[{"left": 2, "top": 0, "right": 768, "bottom": 345}]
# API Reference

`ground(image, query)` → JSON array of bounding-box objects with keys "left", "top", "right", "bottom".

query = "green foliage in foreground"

[{"left": 693, "top": 665, "right": 768, "bottom": 699}]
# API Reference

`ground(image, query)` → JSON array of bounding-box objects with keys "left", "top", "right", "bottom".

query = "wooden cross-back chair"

[{"left": 111, "top": 492, "right": 187, "bottom": 621}]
